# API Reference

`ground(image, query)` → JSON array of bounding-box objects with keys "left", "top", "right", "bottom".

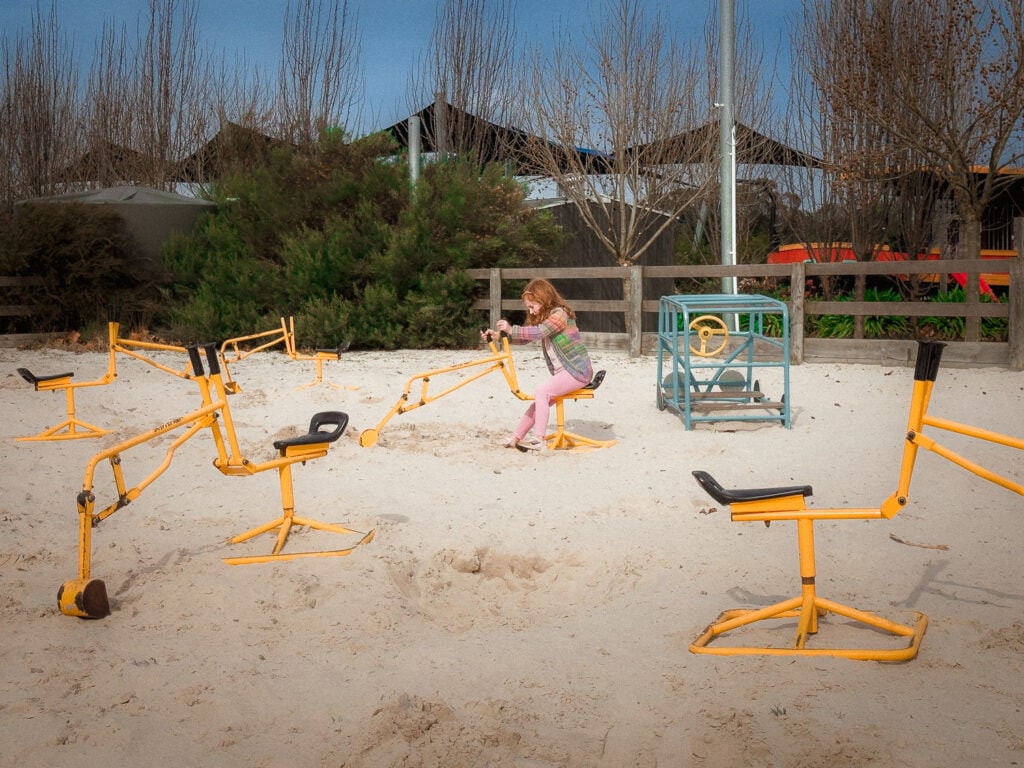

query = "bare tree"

[
  {"left": 515, "top": 0, "right": 710, "bottom": 267},
  {"left": 275, "top": 0, "right": 362, "bottom": 145},
  {"left": 777, "top": 21, "right": 892, "bottom": 307},
  {"left": 0, "top": 1, "right": 80, "bottom": 202},
  {"left": 802, "top": 0, "right": 1024, "bottom": 261},
  {"left": 79, "top": 20, "right": 140, "bottom": 187},
  {"left": 207, "top": 52, "right": 277, "bottom": 138},
  {"left": 677, "top": 11, "right": 782, "bottom": 268},
  {"left": 784, "top": 0, "right": 905, "bottom": 266},
  {"left": 515, "top": 0, "right": 774, "bottom": 271},
  {"left": 891, "top": 166, "right": 948, "bottom": 299},
  {"left": 407, "top": 0, "right": 519, "bottom": 160},
  {"left": 129, "top": 0, "right": 212, "bottom": 187}
]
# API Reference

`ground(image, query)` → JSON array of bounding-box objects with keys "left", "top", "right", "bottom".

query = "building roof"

[
  {"left": 174, "top": 122, "right": 289, "bottom": 183},
  {"left": 624, "top": 121, "right": 824, "bottom": 169},
  {"left": 59, "top": 141, "right": 169, "bottom": 184},
  {"left": 381, "top": 101, "right": 613, "bottom": 174}
]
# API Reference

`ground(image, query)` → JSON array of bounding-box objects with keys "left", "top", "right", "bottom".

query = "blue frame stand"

[{"left": 656, "top": 294, "right": 791, "bottom": 429}]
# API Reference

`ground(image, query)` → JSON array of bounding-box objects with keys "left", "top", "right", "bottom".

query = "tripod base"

[
  {"left": 545, "top": 376, "right": 615, "bottom": 451},
  {"left": 545, "top": 429, "right": 617, "bottom": 451},
  {"left": 18, "top": 418, "right": 108, "bottom": 442},
  {"left": 225, "top": 514, "right": 375, "bottom": 565},
  {"left": 690, "top": 596, "right": 927, "bottom": 661}
]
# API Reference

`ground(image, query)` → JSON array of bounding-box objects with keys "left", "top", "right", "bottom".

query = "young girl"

[{"left": 483, "top": 278, "right": 594, "bottom": 451}]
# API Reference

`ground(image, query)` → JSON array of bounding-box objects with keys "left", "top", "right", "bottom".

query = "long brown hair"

[{"left": 522, "top": 278, "right": 576, "bottom": 325}]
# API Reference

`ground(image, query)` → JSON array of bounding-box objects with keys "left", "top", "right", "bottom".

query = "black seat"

[
  {"left": 274, "top": 411, "right": 348, "bottom": 451},
  {"left": 692, "top": 470, "right": 813, "bottom": 506},
  {"left": 18, "top": 367, "right": 74, "bottom": 386}
]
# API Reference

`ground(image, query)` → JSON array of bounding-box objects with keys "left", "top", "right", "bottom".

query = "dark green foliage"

[
  {"left": 812, "top": 310, "right": 854, "bottom": 338},
  {"left": 919, "top": 287, "right": 967, "bottom": 338},
  {"left": 0, "top": 203, "right": 161, "bottom": 332},
  {"left": 981, "top": 314, "right": 1008, "bottom": 342},
  {"left": 810, "top": 285, "right": 1005, "bottom": 340},
  {"left": 920, "top": 286, "right": 1006, "bottom": 341},
  {"left": 812, "top": 288, "right": 910, "bottom": 339},
  {"left": 863, "top": 288, "right": 909, "bottom": 338},
  {"left": 737, "top": 311, "right": 785, "bottom": 338},
  {"left": 162, "top": 133, "right": 560, "bottom": 349}
]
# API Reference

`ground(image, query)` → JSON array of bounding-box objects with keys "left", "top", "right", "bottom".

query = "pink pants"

[{"left": 513, "top": 370, "right": 587, "bottom": 441}]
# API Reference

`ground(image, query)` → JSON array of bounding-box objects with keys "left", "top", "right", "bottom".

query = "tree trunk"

[{"left": 958, "top": 214, "right": 982, "bottom": 260}]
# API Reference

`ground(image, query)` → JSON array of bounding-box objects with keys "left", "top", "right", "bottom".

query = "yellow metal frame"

[
  {"left": 218, "top": 320, "right": 291, "bottom": 394},
  {"left": 16, "top": 321, "right": 190, "bottom": 441},
  {"left": 58, "top": 343, "right": 373, "bottom": 619},
  {"left": 282, "top": 316, "right": 349, "bottom": 390},
  {"left": 218, "top": 316, "right": 348, "bottom": 393},
  {"left": 690, "top": 341, "right": 1022, "bottom": 660},
  {"left": 358, "top": 333, "right": 615, "bottom": 451},
  {"left": 545, "top": 370, "right": 616, "bottom": 451}
]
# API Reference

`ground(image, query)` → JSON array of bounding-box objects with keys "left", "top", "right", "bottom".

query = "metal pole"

[
  {"left": 434, "top": 90, "right": 447, "bottom": 160},
  {"left": 409, "top": 115, "right": 421, "bottom": 190},
  {"left": 719, "top": 0, "right": 737, "bottom": 298}
]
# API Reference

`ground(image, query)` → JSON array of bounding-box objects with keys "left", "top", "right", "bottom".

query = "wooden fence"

[
  {"left": 6, "top": 260, "right": 1022, "bottom": 367},
  {"left": 468, "top": 257, "right": 1024, "bottom": 369}
]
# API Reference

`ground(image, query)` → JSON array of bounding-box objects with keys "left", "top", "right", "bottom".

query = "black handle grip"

[
  {"left": 913, "top": 340, "right": 945, "bottom": 383},
  {"left": 187, "top": 346, "right": 204, "bottom": 377},
  {"left": 203, "top": 343, "right": 220, "bottom": 376},
  {"left": 479, "top": 326, "right": 510, "bottom": 342}
]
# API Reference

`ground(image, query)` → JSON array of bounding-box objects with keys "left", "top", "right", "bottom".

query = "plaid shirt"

[{"left": 508, "top": 307, "right": 594, "bottom": 383}]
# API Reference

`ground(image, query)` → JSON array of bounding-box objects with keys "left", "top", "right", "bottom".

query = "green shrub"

[
  {"left": 0, "top": 203, "right": 160, "bottom": 333},
  {"left": 863, "top": 288, "right": 909, "bottom": 338},
  {"left": 163, "top": 135, "right": 560, "bottom": 349},
  {"left": 813, "top": 311, "right": 854, "bottom": 338},
  {"left": 920, "top": 287, "right": 966, "bottom": 338},
  {"left": 982, "top": 315, "right": 1008, "bottom": 341},
  {"left": 736, "top": 311, "right": 786, "bottom": 338},
  {"left": 292, "top": 295, "right": 355, "bottom": 349},
  {"left": 919, "top": 286, "right": 1007, "bottom": 341},
  {"left": 343, "top": 282, "right": 407, "bottom": 349},
  {"left": 812, "top": 288, "right": 911, "bottom": 339}
]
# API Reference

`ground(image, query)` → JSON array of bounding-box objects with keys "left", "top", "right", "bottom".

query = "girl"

[{"left": 484, "top": 278, "right": 594, "bottom": 451}]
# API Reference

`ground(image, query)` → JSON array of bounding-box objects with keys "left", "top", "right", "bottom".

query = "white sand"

[{"left": 1, "top": 341, "right": 1022, "bottom": 767}]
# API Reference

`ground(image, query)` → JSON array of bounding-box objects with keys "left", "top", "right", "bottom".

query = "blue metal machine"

[{"left": 657, "top": 294, "right": 791, "bottom": 429}]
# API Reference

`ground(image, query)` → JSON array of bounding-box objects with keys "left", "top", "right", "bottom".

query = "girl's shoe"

[
  {"left": 515, "top": 435, "right": 544, "bottom": 452},
  {"left": 502, "top": 435, "right": 520, "bottom": 448}
]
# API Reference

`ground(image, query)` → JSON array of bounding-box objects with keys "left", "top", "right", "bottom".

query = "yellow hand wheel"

[{"left": 689, "top": 315, "right": 729, "bottom": 357}]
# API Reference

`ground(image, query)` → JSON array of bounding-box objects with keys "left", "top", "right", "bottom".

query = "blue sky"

[{"left": 0, "top": 0, "right": 801, "bottom": 135}]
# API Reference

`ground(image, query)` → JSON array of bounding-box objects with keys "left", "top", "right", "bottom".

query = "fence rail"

[
  {"left": 6, "top": 262, "right": 1022, "bottom": 366},
  {"left": 467, "top": 257, "right": 1024, "bottom": 369}
]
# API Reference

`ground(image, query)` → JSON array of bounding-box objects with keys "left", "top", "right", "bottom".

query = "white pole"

[
  {"left": 409, "top": 115, "right": 421, "bottom": 189},
  {"left": 719, "top": 0, "right": 737, "bottom": 297}
]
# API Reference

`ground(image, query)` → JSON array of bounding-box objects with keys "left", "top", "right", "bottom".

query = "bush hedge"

[
  {"left": 161, "top": 131, "right": 563, "bottom": 348},
  {"left": 0, "top": 202, "right": 164, "bottom": 335}
]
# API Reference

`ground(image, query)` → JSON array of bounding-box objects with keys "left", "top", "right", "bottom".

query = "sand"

[{"left": 1, "top": 340, "right": 1022, "bottom": 767}]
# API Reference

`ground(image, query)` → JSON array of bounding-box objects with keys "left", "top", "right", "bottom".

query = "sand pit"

[{"left": 1, "top": 341, "right": 1022, "bottom": 767}]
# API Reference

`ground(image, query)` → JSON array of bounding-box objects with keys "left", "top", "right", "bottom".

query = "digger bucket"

[
  {"left": 58, "top": 578, "right": 110, "bottom": 619},
  {"left": 359, "top": 428, "right": 380, "bottom": 447}
]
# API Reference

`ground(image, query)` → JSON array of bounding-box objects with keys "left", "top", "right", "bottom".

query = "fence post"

[
  {"left": 1009, "top": 257, "right": 1024, "bottom": 370},
  {"left": 489, "top": 268, "right": 502, "bottom": 330},
  {"left": 853, "top": 273, "right": 866, "bottom": 339},
  {"left": 965, "top": 266, "right": 981, "bottom": 342},
  {"left": 789, "top": 263, "right": 805, "bottom": 364},
  {"left": 628, "top": 265, "right": 643, "bottom": 357}
]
